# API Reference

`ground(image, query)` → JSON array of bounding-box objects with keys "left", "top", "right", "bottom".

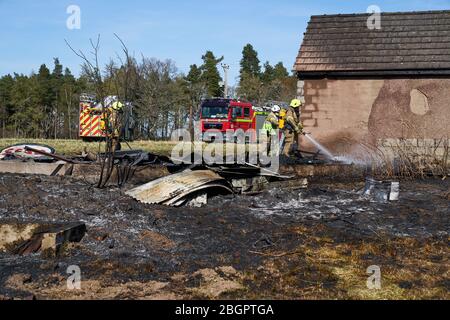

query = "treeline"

[
  {"left": 0, "top": 59, "right": 85, "bottom": 139},
  {"left": 0, "top": 42, "right": 296, "bottom": 140}
]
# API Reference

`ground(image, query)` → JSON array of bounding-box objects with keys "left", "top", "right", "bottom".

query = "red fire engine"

[
  {"left": 200, "top": 98, "right": 268, "bottom": 142},
  {"left": 79, "top": 94, "right": 106, "bottom": 141}
]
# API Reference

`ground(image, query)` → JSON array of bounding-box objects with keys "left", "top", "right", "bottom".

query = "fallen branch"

[
  {"left": 249, "top": 250, "right": 302, "bottom": 258},
  {"left": 24, "top": 146, "right": 80, "bottom": 164}
]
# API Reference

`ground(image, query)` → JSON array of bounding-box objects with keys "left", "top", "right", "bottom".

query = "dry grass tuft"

[{"left": 240, "top": 228, "right": 449, "bottom": 300}]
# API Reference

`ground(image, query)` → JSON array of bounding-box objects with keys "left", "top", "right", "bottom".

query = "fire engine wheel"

[{"left": 81, "top": 137, "right": 104, "bottom": 143}]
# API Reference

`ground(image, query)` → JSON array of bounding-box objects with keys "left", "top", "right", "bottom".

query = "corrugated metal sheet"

[{"left": 126, "top": 170, "right": 233, "bottom": 207}]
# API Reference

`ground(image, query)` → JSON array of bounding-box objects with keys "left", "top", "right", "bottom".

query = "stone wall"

[
  {"left": 377, "top": 138, "right": 449, "bottom": 163},
  {"left": 297, "top": 80, "right": 305, "bottom": 103},
  {"left": 298, "top": 78, "right": 450, "bottom": 162}
]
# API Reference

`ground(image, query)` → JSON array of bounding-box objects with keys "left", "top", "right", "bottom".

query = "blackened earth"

[{"left": 0, "top": 173, "right": 448, "bottom": 299}]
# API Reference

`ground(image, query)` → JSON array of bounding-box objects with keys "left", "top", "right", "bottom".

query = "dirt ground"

[{"left": 0, "top": 173, "right": 448, "bottom": 300}]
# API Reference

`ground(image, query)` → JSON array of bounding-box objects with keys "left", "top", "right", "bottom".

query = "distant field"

[
  {"left": 0, "top": 139, "right": 178, "bottom": 156},
  {"left": 0, "top": 139, "right": 260, "bottom": 161}
]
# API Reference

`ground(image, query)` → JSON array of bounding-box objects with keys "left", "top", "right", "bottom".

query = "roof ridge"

[{"left": 311, "top": 10, "right": 450, "bottom": 19}]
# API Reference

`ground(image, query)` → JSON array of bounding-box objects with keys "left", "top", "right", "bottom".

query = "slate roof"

[{"left": 295, "top": 11, "right": 450, "bottom": 76}]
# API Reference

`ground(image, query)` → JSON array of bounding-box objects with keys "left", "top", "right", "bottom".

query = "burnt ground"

[{"left": 0, "top": 173, "right": 448, "bottom": 300}]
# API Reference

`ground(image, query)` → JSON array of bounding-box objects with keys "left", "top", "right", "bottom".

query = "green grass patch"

[{"left": 0, "top": 139, "right": 178, "bottom": 157}]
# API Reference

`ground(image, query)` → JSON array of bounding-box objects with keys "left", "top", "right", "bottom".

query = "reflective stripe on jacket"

[{"left": 262, "top": 112, "right": 279, "bottom": 135}]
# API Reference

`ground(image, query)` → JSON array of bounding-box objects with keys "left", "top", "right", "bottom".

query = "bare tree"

[
  {"left": 66, "top": 35, "right": 136, "bottom": 188},
  {"left": 135, "top": 57, "right": 182, "bottom": 139}
]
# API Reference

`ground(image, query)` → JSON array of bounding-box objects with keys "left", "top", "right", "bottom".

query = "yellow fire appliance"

[{"left": 79, "top": 94, "right": 106, "bottom": 140}]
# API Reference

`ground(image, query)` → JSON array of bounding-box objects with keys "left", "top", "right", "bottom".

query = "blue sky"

[{"left": 1, "top": 0, "right": 450, "bottom": 84}]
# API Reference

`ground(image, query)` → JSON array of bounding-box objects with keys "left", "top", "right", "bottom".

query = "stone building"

[{"left": 294, "top": 11, "right": 450, "bottom": 160}]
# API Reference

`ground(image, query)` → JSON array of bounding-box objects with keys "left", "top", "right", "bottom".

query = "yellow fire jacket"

[{"left": 285, "top": 107, "right": 303, "bottom": 133}]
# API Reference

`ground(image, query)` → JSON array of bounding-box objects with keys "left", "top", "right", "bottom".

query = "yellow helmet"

[
  {"left": 290, "top": 99, "right": 302, "bottom": 108},
  {"left": 111, "top": 101, "right": 123, "bottom": 111}
]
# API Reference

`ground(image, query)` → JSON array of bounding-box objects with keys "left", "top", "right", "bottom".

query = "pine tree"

[
  {"left": 36, "top": 64, "right": 54, "bottom": 137},
  {"left": 261, "top": 61, "right": 275, "bottom": 83},
  {"left": 0, "top": 75, "right": 14, "bottom": 137},
  {"left": 273, "top": 62, "right": 289, "bottom": 79},
  {"left": 51, "top": 58, "right": 65, "bottom": 138},
  {"left": 240, "top": 44, "right": 261, "bottom": 79},
  {"left": 52, "top": 58, "right": 63, "bottom": 82},
  {"left": 237, "top": 74, "right": 263, "bottom": 104},
  {"left": 186, "top": 64, "right": 202, "bottom": 84},
  {"left": 61, "top": 67, "right": 79, "bottom": 139},
  {"left": 185, "top": 64, "right": 206, "bottom": 138},
  {"left": 200, "top": 51, "right": 223, "bottom": 97},
  {"left": 64, "top": 67, "right": 75, "bottom": 82}
]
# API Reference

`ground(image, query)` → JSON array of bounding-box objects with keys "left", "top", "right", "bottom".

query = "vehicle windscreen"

[{"left": 201, "top": 105, "right": 229, "bottom": 119}]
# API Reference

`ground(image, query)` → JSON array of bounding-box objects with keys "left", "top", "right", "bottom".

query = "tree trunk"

[
  {"left": 165, "top": 111, "right": 169, "bottom": 140},
  {"left": 189, "top": 104, "right": 194, "bottom": 141},
  {"left": 54, "top": 109, "right": 57, "bottom": 140},
  {"left": 65, "top": 88, "right": 72, "bottom": 140}
]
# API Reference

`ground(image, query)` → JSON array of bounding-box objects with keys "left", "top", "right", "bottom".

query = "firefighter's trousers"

[{"left": 282, "top": 131, "right": 296, "bottom": 156}]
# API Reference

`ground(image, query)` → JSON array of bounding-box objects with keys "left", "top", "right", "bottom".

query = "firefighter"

[
  {"left": 262, "top": 105, "right": 281, "bottom": 155},
  {"left": 282, "top": 99, "right": 304, "bottom": 157},
  {"left": 263, "top": 105, "right": 281, "bottom": 135},
  {"left": 109, "top": 100, "right": 124, "bottom": 151}
]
